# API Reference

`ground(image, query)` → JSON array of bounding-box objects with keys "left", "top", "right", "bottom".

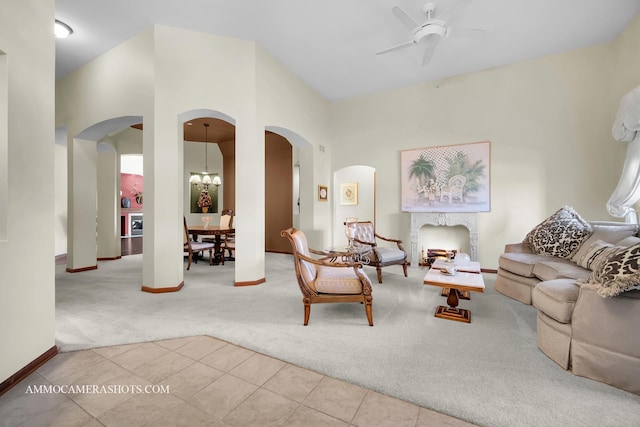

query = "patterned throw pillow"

[
  {"left": 572, "top": 239, "right": 623, "bottom": 271},
  {"left": 524, "top": 206, "right": 592, "bottom": 259},
  {"left": 581, "top": 243, "right": 640, "bottom": 297}
]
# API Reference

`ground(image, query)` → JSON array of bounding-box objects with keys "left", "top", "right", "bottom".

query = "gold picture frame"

[
  {"left": 340, "top": 183, "right": 358, "bottom": 206},
  {"left": 318, "top": 185, "right": 328, "bottom": 201}
]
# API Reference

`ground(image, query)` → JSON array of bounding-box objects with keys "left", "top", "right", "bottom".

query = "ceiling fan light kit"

[
  {"left": 376, "top": 1, "right": 482, "bottom": 66},
  {"left": 413, "top": 20, "right": 446, "bottom": 42}
]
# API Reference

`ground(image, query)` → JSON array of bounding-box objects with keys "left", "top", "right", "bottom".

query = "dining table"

[{"left": 188, "top": 225, "right": 235, "bottom": 265}]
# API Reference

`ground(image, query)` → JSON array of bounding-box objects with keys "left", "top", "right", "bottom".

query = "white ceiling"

[{"left": 55, "top": 0, "right": 640, "bottom": 101}]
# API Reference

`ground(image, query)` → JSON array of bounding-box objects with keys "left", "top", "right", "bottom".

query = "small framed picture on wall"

[
  {"left": 318, "top": 185, "right": 328, "bottom": 201},
  {"left": 340, "top": 182, "right": 358, "bottom": 205}
]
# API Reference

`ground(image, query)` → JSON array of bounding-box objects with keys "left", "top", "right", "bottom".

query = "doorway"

[{"left": 265, "top": 131, "right": 293, "bottom": 253}]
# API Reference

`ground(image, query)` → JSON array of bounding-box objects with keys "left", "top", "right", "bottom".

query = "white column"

[
  {"left": 234, "top": 118, "right": 266, "bottom": 285},
  {"left": 97, "top": 149, "right": 120, "bottom": 259},
  {"left": 141, "top": 115, "right": 185, "bottom": 291},
  {"left": 67, "top": 137, "right": 97, "bottom": 271}
]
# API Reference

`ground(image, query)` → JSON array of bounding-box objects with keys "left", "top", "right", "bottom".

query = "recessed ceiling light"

[{"left": 54, "top": 20, "right": 73, "bottom": 39}]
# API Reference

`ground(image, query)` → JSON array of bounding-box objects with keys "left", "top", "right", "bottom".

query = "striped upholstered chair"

[
  {"left": 352, "top": 221, "right": 408, "bottom": 284},
  {"left": 281, "top": 228, "right": 373, "bottom": 326},
  {"left": 183, "top": 217, "right": 215, "bottom": 270}
]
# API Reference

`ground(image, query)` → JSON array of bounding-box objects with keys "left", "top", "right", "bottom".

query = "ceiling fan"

[{"left": 375, "top": 1, "right": 484, "bottom": 66}]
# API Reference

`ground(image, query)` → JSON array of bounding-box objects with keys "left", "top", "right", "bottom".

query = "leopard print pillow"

[
  {"left": 524, "top": 206, "right": 592, "bottom": 259},
  {"left": 582, "top": 243, "right": 640, "bottom": 297}
]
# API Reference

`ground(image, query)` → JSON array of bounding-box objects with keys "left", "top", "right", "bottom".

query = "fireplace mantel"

[{"left": 410, "top": 212, "right": 478, "bottom": 267}]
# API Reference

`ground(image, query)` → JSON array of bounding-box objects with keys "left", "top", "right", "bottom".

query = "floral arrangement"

[{"left": 197, "top": 190, "right": 212, "bottom": 208}]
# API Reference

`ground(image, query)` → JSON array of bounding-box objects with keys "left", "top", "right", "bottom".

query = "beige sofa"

[{"left": 495, "top": 221, "right": 640, "bottom": 395}]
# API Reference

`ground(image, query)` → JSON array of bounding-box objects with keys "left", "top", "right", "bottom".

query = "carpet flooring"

[{"left": 55, "top": 253, "right": 640, "bottom": 427}]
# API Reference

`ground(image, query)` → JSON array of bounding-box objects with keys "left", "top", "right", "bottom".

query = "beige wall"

[
  {"left": 331, "top": 42, "right": 618, "bottom": 269},
  {"left": 55, "top": 142, "right": 68, "bottom": 256},
  {"left": 256, "top": 46, "right": 333, "bottom": 248},
  {"left": 0, "top": 0, "right": 56, "bottom": 383},
  {"left": 55, "top": 25, "right": 334, "bottom": 285},
  {"left": 611, "top": 14, "right": 640, "bottom": 111}
]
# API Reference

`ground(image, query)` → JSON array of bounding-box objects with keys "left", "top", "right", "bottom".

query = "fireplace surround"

[{"left": 410, "top": 212, "right": 478, "bottom": 267}]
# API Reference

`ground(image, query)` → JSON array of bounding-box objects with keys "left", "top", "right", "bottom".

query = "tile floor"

[{"left": 0, "top": 336, "right": 476, "bottom": 427}]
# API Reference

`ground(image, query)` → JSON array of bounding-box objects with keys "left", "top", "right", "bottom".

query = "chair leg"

[
  {"left": 187, "top": 253, "right": 192, "bottom": 270},
  {"left": 402, "top": 263, "right": 408, "bottom": 277},
  {"left": 364, "top": 296, "right": 373, "bottom": 326},
  {"left": 376, "top": 267, "right": 383, "bottom": 284},
  {"left": 209, "top": 249, "right": 213, "bottom": 265},
  {"left": 303, "top": 299, "right": 311, "bottom": 326}
]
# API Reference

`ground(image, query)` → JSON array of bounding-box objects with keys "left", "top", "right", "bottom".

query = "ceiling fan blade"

[
  {"left": 446, "top": 26, "right": 485, "bottom": 39},
  {"left": 434, "top": 0, "right": 472, "bottom": 21},
  {"left": 420, "top": 35, "right": 441, "bottom": 66},
  {"left": 375, "top": 40, "right": 416, "bottom": 55},
  {"left": 392, "top": 6, "right": 419, "bottom": 30}
]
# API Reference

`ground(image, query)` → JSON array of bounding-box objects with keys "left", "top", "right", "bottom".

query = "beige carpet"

[{"left": 55, "top": 253, "right": 640, "bottom": 427}]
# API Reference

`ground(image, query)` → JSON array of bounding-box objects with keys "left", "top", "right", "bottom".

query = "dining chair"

[
  {"left": 352, "top": 221, "right": 408, "bottom": 283},
  {"left": 281, "top": 228, "right": 373, "bottom": 326},
  {"left": 203, "top": 209, "right": 234, "bottom": 264},
  {"left": 183, "top": 217, "right": 214, "bottom": 270}
]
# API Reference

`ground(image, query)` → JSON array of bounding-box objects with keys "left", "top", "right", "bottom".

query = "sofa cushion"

[
  {"left": 571, "top": 222, "right": 639, "bottom": 264},
  {"left": 572, "top": 239, "right": 623, "bottom": 271},
  {"left": 587, "top": 222, "right": 639, "bottom": 244},
  {"left": 499, "top": 252, "right": 553, "bottom": 278},
  {"left": 532, "top": 259, "right": 591, "bottom": 281},
  {"left": 615, "top": 235, "right": 640, "bottom": 247},
  {"left": 524, "top": 206, "right": 592, "bottom": 259},
  {"left": 532, "top": 279, "right": 580, "bottom": 323},
  {"left": 581, "top": 243, "right": 640, "bottom": 297},
  {"left": 374, "top": 247, "right": 406, "bottom": 263}
]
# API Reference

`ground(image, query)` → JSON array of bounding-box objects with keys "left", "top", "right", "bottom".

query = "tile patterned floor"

[{"left": 0, "top": 336, "right": 476, "bottom": 427}]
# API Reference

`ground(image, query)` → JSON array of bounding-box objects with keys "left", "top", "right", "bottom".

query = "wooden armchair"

[
  {"left": 183, "top": 217, "right": 214, "bottom": 270},
  {"left": 352, "top": 221, "right": 408, "bottom": 284},
  {"left": 281, "top": 228, "right": 373, "bottom": 326}
]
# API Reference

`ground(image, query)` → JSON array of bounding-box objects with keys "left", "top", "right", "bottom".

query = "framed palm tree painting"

[{"left": 401, "top": 141, "right": 491, "bottom": 212}]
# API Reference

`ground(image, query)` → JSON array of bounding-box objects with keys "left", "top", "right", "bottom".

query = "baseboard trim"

[
  {"left": 235, "top": 278, "right": 266, "bottom": 287},
  {"left": 97, "top": 256, "right": 121, "bottom": 261},
  {"left": 141, "top": 281, "right": 184, "bottom": 293},
  {"left": 0, "top": 345, "right": 58, "bottom": 397},
  {"left": 481, "top": 268, "right": 498, "bottom": 274},
  {"left": 66, "top": 265, "right": 98, "bottom": 273}
]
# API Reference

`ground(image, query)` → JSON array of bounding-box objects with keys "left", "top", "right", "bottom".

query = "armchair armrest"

[
  {"left": 374, "top": 233, "right": 405, "bottom": 251},
  {"left": 374, "top": 233, "right": 401, "bottom": 244},
  {"left": 298, "top": 250, "right": 363, "bottom": 269}
]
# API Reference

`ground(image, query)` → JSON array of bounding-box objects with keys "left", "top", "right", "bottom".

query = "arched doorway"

[
  {"left": 265, "top": 131, "right": 293, "bottom": 253},
  {"left": 264, "top": 126, "right": 314, "bottom": 253},
  {"left": 179, "top": 109, "right": 236, "bottom": 226},
  {"left": 66, "top": 115, "right": 143, "bottom": 271}
]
